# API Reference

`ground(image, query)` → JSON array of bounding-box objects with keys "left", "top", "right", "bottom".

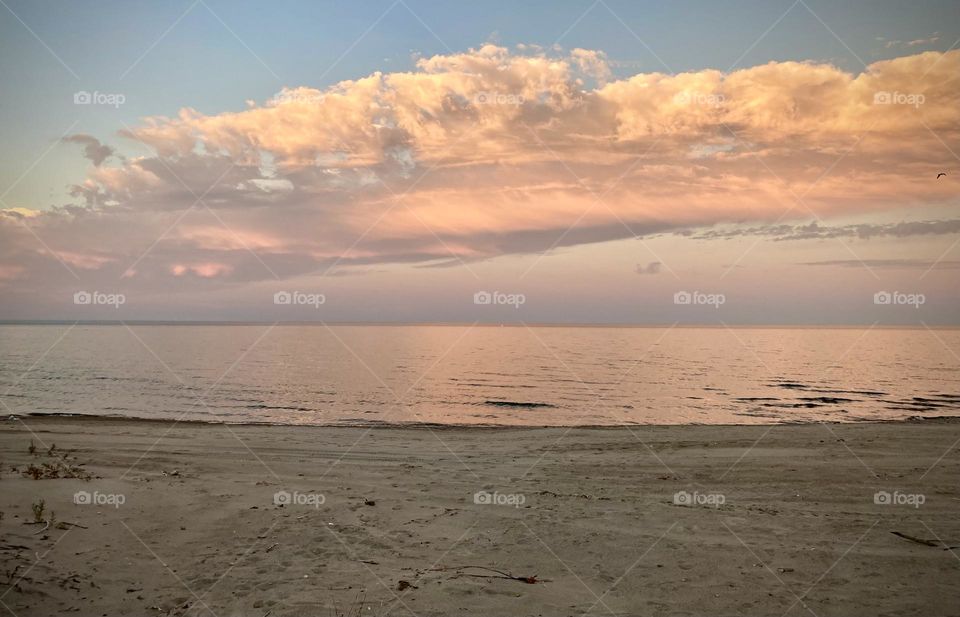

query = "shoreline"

[
  {"left": 11, "top": 412, "right": 960, "bottom": 431},
  {"left": 2, "top": 416, "right": 959, "bottom": 615}
]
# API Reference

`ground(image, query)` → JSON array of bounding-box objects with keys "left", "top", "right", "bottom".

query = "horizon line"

[{"left": 1, "top": 320, "right": 957, "bottom": 329}]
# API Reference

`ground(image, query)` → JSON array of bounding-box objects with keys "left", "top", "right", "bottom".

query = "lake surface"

[{"left": 1, "top": 325, "right": 958, "bottom": 426}]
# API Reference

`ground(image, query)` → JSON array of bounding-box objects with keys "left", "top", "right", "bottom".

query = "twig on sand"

[
  {"left": 891, "top": 531, "right": 960, "bottom": 549},
  {"left": 433, "top": 565, "right": 541, "bottom": 584}
]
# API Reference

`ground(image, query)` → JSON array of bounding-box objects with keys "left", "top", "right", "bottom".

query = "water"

[{"left": 1, "top": 325, "right": 957, "bottom": 426}]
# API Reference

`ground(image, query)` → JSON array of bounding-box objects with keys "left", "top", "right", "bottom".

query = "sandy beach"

[{"left": 1, "top": 416, "right": 958, "bottom": 616}]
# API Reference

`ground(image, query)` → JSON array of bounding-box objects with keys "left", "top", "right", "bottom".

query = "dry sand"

[{"left": 1, "top": 415, "right": 958, "bottom": 616}]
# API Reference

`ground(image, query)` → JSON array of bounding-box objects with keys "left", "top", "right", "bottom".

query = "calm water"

[{"left": 1, "top": 325, "right": 958, "bottom": 426}]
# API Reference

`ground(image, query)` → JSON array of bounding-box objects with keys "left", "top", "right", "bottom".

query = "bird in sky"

[{"left": 937, "top": 172, "right": 947, "bottom": 179}]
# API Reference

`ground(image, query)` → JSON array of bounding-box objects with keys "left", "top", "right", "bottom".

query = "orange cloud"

[{"left": 2, "top": 45, "right": 958, "bottom": 289}]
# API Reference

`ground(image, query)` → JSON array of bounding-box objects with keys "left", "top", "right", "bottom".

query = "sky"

[{"left": 0, "top": 0, "right": 958, "bottom": 324}]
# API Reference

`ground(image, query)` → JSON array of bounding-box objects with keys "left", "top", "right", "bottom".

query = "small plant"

[
  {"left": 47, "top": 444, "right": 57, "bottom": 457},
  {"left": 28, "top": 440, "right": 36, "bottom": 456},
  {"left": 21, "top": 461, "right": 92, "bottom": 481},
  {"left": 31, "top": 499, "right": 45, "bottom": 523},
  {"left": 4, "top": 564, "right": 20, "bottom": 585}
]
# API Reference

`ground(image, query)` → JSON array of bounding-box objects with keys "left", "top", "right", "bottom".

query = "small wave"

[
  {"left": 245, "top": 404, "right": 314, "bottom": 411},
  {"left": 483, "top": 400, "right": 556, "bottom": 409},
  {"left": 797, "top": 396, "right": 858, "bottom": 404}
]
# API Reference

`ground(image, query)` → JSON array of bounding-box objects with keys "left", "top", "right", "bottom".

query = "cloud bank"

[{"left": 3, "top": 45, "right": 959, "bottom": 292}]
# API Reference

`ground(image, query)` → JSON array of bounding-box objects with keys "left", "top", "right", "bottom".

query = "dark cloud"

[
  {"left": 685, "top": 219, "right": 960, "bottom": 242},
  {"left": 635, "top": 261, "right": 662, "bottom": 275},
  {"left": 61, "top": 134, "right": 114, "bottom": 167},
  {"left": 799, "top": 259, "right": 960, "bottom": 269}
]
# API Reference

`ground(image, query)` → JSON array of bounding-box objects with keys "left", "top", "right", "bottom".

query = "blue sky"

[{"left": 0, "top": 1, "right": 958, "bottom": 323}]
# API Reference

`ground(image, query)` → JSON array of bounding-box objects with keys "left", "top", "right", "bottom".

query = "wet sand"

[{"left": 1, "top": 415, "right": 958, "bottom": 616}]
